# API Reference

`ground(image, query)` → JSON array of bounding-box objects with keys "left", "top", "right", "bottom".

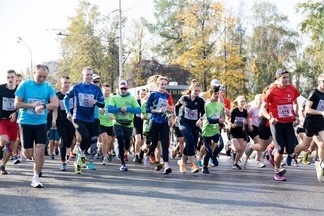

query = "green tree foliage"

[
  {"left": 147, "top": 0, "right": 187, "bottom": 62},
  {"left": 57, "top": 1, "right": 104, "bottom": 84},
  {"left": 247, "top": 1, "right": 298, "bottom": 94},
  {"left": 56, "top": 0, "right": 123, "bottom": 89},
  {"left": 297, "top": 0, "right": 323, "bottom": 94}
]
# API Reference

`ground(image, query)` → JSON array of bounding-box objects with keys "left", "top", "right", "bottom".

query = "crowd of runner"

[{"left": 0, "top": 65, "right": 323, "bottom": 188}]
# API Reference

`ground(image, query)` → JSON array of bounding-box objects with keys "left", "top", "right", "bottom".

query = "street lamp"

[{"left": 17, "top": 37, "right": 33, "bottom": 78}]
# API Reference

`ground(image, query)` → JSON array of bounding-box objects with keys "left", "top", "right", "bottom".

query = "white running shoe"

[
  {"left": 31, "top": 177, "right": 43, "bottom": 188},
  {"left": 143, "top": 156, "right": 150, "bottom": 168},
  {"left": 315, "top": 161, "right": 324, "bottom": 182},
  {"left": 102, "top": 157, "right": 108, "bottom": 165},
  {"left": 257, "top": 160, "right": 266, "bottom": 168}
]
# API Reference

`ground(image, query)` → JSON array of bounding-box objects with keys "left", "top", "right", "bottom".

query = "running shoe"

[
  {"left": 13, "top": 156, "right": 20, "bottom": 165},
  {"left": 143, "top": 156, "right": 150, "bottom": 168},
  {"left": 102, "top": 157, "right": 108, "bottom": 165},
  {"left": 315, "top": 160, "right": 324, "bottom": 182},
  {"left": 275, "top": 168, "right": 286, "bottom": 176},
  {"left": 1, "top": 165, "right": 8, "bottom": 175},
  {"left": 257, "top": 160, "right": 266, "bottom": 168},
  {"left": 74, "top": 161, "right": 81, "bottom": 174},
  {"left": 120, "top": 164, "right": 128, "bottom": 171},
  {"left": 108, "top": 154, "right": 113, "bottom": 162},
  {"left": 190, "top": 163, "right": 199, "bottom": 173},
  {"left": 302, "top": 153, "right": 310, "bottom": 165},
  {"left": 55, "top": 148, "right": 59, "bottom": 156},
  {"left": 155, "top": 163, "right": 164, "bottom": 171},
  {"left": 210, "top": 155, "right": 219, "bottom": 167},
  {"left": 178, "top": 160, "right": 186, "bottom": 173},
  {"left": 50, "top": 154, "right": 55, "bottom": 160},
  {"left": 80, "top": 156, "right": 87, "bottom": 168},
  {"left": 164, "top": 163, "right": 172, "bottom": 175},
  {"left": 232, "top": 163, "right": 241, "bottom": 170},
  {"left": 31, "top": 176, "right": 43, "bottom": 188},
  {"left": 274, "top": 173, "right": 287, "bottom": 181},
  {"left": 202, "top": 166, "right": 209, "bottom": 174},
  {"left": 60, "top": 163, "right": 67, "bottom": 171},
  {"left": 124, "top": 154, "right": 129, "bottom": 161},
  {"left": 87, "top": 162, "right": 96, "bottom": 170},
  {"left": 133, "top": 155, "right": 142, "bottom": 164},
  {"left": 286, "top": 155, "right": 293, "bottom": 166}
]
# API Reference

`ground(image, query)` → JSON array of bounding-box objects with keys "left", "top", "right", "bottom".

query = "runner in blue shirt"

[
  {"left": 15, "top": 64, "right": 58, "bottom": 188},
  {"left": 63, "top": 67, "right": 104, "bottom": 174}
]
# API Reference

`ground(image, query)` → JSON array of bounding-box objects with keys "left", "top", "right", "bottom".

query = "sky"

[{"left": 0, "top": 0, "right": 308, "bottom": 84}]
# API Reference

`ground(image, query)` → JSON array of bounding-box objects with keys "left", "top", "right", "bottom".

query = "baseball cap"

[
  {"left": 210, "top": 79, "right": 221, "bottom": 87},
  {"left": 119, "top": 80, "right": 129, "bottom": 89},
  {"left": 93, "top": 74, "right": 101, "bottom": 80},
  {"left": 275, "top": 68, "right": 289, "bottom": 79}
]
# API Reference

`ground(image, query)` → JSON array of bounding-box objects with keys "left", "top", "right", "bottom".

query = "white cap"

[{"left": 210, "top": 79, "right": 221, "bottom": 87}]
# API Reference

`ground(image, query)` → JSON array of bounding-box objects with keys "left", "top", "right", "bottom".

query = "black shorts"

[
  {"left": 133, "top": 126, "right": 143, "bottom": 138},
  {"left": 258, "top": 117, "right": 271, "bottom": 140},
  {"left": 20, "top": 124, "right": 47, "bottom": 149},
  {"left": 247, "top": 125, "right": 259, "bottom": 139},
  {"left": 296, "top": 127, "right": 305, "bottom": 134},
  {"left": 304, "top": 118, "right": 324, "bottom": 137},
  {"left": 113, "top": 125, "right": 133, "bottom": 140},
  {"left": 100, "top": 125, "right": 114, "bottom": 136},
  {"left": 270, "top": 122, "right": 298, "bottom": 155},
  {"left": 173, "top": 126, "right": 183, "bottom": 138},
  {"left": 230, "top": 127, "right": 246, "bottom": 139}
]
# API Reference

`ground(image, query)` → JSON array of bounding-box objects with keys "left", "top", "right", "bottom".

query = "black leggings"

[
  {"left": 74, "top": 119, "right": 96, "bottom": 151},
  {"left": 147, "top": 122, "right": 170, "bottom": 163},
  {"left": 114, "top": 125, "right": 133, "bottom": 164},
  {"left": 202, "top": 134, "right": 224, "bottom": 166},
  {"left": 57, "top": 121, "right": 75, "bottom": 161}
]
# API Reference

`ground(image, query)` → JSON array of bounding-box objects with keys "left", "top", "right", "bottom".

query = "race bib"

[
  {"left": 78, "top": 93, "right": 94, "bottom": 107},
  {"left": 316, "top": 99, "right": 324, "bottom": 111},
  {"left": 277, "top": 104, "right": 293, "bottom": 118},
  {"left": 26, "top": 98, "right": 46, "bottom": 115},
  {"left": 156, "top": 98, "right": 168, "bottom": 110},
  {"left": 184, "top": 107, "right": 198, "bottom": 120},
  {"left": 211, "top": 113, "right": 220, "bottom": 119},
  {"left": 2, "top": 97, "right": 15, "bottom": 111},
  {"left": 234, "top": 116, "right": 245, "bottom": 126}
]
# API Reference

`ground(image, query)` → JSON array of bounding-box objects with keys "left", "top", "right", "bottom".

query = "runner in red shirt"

[{"left": 261, "top": 68, "right": 300, "bottom": 181}]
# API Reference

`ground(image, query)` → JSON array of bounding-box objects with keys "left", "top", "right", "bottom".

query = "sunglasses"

[
  {"left": 120, "top": 88, "right": 127, "bottom": 91},
  {"left": 93, "top": 80, "right": 100, "bottom": 84}
]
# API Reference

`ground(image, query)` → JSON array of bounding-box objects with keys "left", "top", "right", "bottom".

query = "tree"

[
  {"left": 297, "top": 0, "right": 324, "bottom": 94},
  {"left": 57, "top": 1, "right": 104, "bottom": 84},
  {"left": 147, "top": 0, "right": 188, "bottom": 63},
  {"left": 176, "top": 0, "right": 226, "bottom": 90},
  {"left": 247, "top": 1, "right": 298, "bottom": 94}
]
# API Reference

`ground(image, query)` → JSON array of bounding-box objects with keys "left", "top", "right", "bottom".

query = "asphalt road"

[{"left": 0, "top": 153, "right": 323, "bottom": 216}]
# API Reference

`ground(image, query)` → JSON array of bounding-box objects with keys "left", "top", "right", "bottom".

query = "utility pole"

[
  {"left": 118, "top": 0, "right": 123, "bottom": 82},
  {"left": 17, "top": 37, "right": 33, "bottom": 78}
]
